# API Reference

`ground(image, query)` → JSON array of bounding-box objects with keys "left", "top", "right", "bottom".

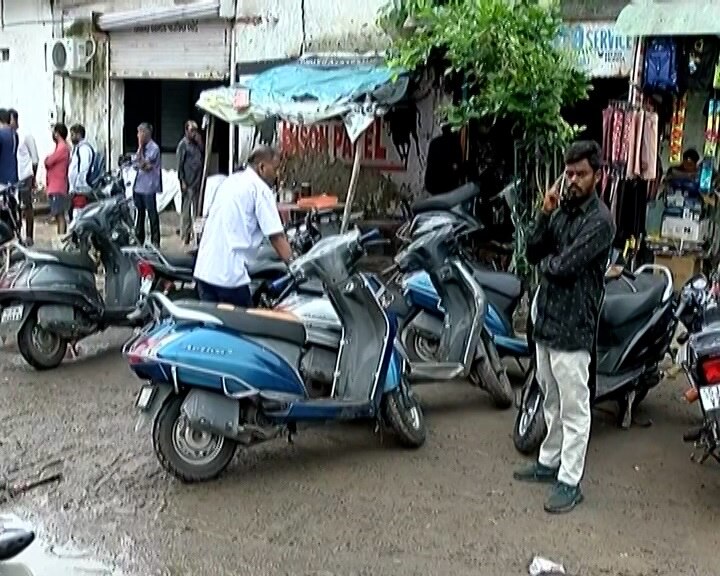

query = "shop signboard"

[
  {"left": 557, "top": 21, "right": 636, "bottom": 78},
  {"left": 278, "top": 118, "right": 406, "bottom": 172}
]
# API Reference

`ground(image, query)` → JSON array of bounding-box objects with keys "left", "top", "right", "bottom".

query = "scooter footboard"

[{"left": 327, "top": 274, "right": 394, "bottom": 402}]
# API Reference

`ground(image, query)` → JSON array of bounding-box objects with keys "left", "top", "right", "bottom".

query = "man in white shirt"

[
  {"left": 193, "top": 146, "right": 292, "bottom": 307},
  {"left": 9, "top": 110, "right": 38, "bottom": 244},
  {"left": 68, "top": 124, "right": 94, "bottom": 223}
]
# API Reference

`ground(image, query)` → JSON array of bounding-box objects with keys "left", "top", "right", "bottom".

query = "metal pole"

[
  {"left": 340, "top": 138, "right": 362, "bottom": 234},
  {"left": 197, "top": 116, "right": 215, "bottom": 222}
]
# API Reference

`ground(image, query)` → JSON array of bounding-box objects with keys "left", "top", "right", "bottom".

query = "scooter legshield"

[{"left": 130, "top": 323, "right": 306, "bottom": 397}]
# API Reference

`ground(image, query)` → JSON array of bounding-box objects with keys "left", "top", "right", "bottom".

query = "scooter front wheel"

[
  {"left": 473, "top": 334, "right": 513, "bottom": 410},
  {"left": 152, "top": 394, "right": 237, "bottom": 483},
  {"left": 382, "top": 381, "right": 426, "bottom": 448},
  {"left": 513, "top": 370, "right": 547, "bottom": 455},
  {"left": 17, "top": 314, "right": 68, "bottom": 371}
]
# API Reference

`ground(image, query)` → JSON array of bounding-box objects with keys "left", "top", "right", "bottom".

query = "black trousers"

[{"left": 133, "top": 192, "right": 160, "bottom": 246}]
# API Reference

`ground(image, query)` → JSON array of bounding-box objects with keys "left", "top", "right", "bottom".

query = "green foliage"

[
  {"left": 380, "top": 0, "right": 591, "bottom": 281},
  {"left": 382, "top": 0, "right": 589, "bottom": 155}
]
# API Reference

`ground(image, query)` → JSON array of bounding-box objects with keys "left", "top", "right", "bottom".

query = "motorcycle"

[
  {"left": 0, "top": 183, "right": 22, "bottom": 246},
  {"left": 137, "top": 209, "right": 328, "bottom": 304},
  {"left": 678, "top": 272, "right": 720, "bottom": 465},
  {"left": 513, "top": 264, "right": 678, "bottom": 454},
  {"left": 124, "top": 228, "right": 425, "bottom": 483},
  {"left": 0, "top": 195, "right": 153, "bottom": 370},
  {"left": 69, "top": 157, "right": 130, "bottom": 221}
]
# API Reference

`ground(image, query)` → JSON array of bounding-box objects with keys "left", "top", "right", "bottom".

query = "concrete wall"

[
  {"left": 0, "top": 0, "right": 56, "bottom": 183},
  {"left": 234, "top": 0, "right": 390, "bottom": 63}
]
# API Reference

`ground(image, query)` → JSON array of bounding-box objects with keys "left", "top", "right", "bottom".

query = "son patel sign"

[
  {"left": 557, "top": 22, "right": 636, "bottom": 78},
  {"left": 278, "top": 118, "right": 406, "bottom": 172}
]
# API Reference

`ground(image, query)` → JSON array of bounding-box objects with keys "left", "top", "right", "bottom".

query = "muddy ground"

[{"left": 1, "top": 220, "right": 720, "bottom": 575}]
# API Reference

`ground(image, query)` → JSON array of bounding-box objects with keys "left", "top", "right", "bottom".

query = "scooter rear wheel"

[
  {"left": 152, "top": 394, "right": 237, "bottom": 483},
  {"left": 382, "top": 382, "right": 426, "bottom": 448},
  {"left": 17, "top": 314, "right": 68, "bottom": 371}
]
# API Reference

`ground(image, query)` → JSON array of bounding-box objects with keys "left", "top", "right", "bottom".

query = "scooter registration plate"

[
  {"left": 1, "top": 305, "right": 23, "bottom": 323},
  {"left": 700, "top": 384, "right": 720, "bottom": 411}
]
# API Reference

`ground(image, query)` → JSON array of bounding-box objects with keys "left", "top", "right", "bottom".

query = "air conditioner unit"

[{"left": 47, "top": 38, "right": 96, "bottom": 75}]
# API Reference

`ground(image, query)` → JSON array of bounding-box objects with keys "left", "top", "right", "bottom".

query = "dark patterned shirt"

[{"left": 527, "top": 193, "right": 615, "bottom": 352}]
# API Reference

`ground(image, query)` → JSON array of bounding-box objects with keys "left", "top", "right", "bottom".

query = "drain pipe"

[
  {"left": 104, "top": 37, "right": 111, "bottom": 162},
  {"left": 228, "top": 23, "right": 237, "bottom": 174}
]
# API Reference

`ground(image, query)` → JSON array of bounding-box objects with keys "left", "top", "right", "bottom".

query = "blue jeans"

[{"left": 195, "top": 279, "right": 253, "bottom": 307}]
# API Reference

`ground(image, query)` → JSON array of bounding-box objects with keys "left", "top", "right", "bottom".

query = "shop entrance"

[{"left": 123, "top": 79, "right": 229, "bottom": 175}]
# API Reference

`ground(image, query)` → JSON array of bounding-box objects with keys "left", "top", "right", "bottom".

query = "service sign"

[
  {"left": 278, "top": 118, "right": 405, "bottom": 172},
  {"left": 557, "top": 22, "right": 636, "bottom": 78}
]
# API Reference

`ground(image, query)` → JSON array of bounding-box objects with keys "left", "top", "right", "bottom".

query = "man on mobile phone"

[{"left": 513, "top": 140, "right": 615, "bottom": 514}]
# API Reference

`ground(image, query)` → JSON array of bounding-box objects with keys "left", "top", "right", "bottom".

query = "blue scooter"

[
  {"left": 396, "top": 183, "right": 531, "bottom": 408},
  {"left": 124, "top": 229, "right": 426, "bottom": 483}
]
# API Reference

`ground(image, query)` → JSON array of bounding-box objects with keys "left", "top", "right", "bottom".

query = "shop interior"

[
  {"left": 603, "top": 35, "right": 720, "bottom": 287},
  {"left": 123, "top": 79, "right": 230, "bottom": 175}
]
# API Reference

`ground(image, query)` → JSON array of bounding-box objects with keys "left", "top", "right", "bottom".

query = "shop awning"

[
  {"left": 97, "top": 0, "right": 220, "bottom": 32},
  {"left": 195, "top": 53, "right": 408, "bottom": 143},
  {"left": 615, "top": 0, "right": 720, "bottom": 36}
]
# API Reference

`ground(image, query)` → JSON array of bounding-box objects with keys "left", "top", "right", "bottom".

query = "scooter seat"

[
  {"left": 472, "top": 267, "right": 523, "bottom": 299},
  {"left": 161, "top": 251, "right": 195, "bottom": 270},
  {"left": 175, "top": 300, "right": 307, "bottom": 345},
  {"left": 411, "top": 183, "right": 481, "bottom": 213},
  {"left": 601, "top": 274, "right": 667, "bottom": 328},
  {"left": 23, "top": 248, "right": 96, "bottom": 271}
]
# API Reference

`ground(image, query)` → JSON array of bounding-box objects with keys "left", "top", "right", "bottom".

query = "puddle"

[{"left": 0, "top": 515, "right": 120, "bottom": 575}]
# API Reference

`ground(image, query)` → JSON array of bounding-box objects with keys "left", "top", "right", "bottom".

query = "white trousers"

[{"left": 535, "top": 343, "right": 591, "bottom": 486}]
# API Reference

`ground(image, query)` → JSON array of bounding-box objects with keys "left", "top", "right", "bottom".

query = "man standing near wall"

[
  {"left": 68, "top": 124, "right": 94, "bottom": 223},
  {"left": 176, "top": 120, "right": 203, "bottom": 246},
  {"left": 133, "top": 123, "right": 161, "bottom": 246},
  {"left": 9, "top": 110, "right": 39, "bottom": 244}
]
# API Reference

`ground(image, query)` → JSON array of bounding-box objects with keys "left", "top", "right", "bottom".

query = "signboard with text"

[
  {"left": 278, "top": 118, "right": 406, "bottom": 172},
  {"left": 557, "top": 22, "right": 636, "bottom": 78}
]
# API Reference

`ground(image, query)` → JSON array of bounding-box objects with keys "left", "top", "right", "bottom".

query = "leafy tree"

[{"left": 379, "top": 0, "right": 590, "bottom": 278}]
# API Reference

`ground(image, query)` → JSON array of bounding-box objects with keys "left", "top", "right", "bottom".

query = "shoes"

[
  {"left": 513, "top": 462, "right": 558, "bottom": 484},
  {"left": 544, "top": 481, "right": 584, "bottom": 514}
]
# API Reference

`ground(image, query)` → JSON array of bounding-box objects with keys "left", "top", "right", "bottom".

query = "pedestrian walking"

[
  {"left": 44, "top": 123, "right": 71, "bottom": 235},
  {"left": 193, "top": 146, "right": 292, "bottom": 307},
  {"left": 176, "top": 120, "right": 203, "bottom": 245},
  {"left": 9, "top": 109, "right": 39, "bottom": 244},
  {"left": 132, "top": 123, "right": 161, "bottom": 246},
  {"left": 513, "top": 140, "right": 615, "bottom": 514},
  {"left": 68, "top": 124, "right": 95, "bottom": 223}
]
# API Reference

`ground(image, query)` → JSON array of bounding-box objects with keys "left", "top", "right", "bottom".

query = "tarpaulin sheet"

[{"left": 196, "top": 53, "right": 408, "bottom": 143}]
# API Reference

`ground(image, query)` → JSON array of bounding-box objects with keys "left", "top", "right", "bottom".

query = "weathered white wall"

[
  {"left": 0, "top": 0, "right": 56, "bottom": 182},
  {"left": 234, "top": 0, "right": 389, "bottom": 63}
]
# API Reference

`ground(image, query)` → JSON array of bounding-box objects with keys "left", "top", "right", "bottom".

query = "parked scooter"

[
  {"left": 513, "top": 264, "right": 678, "bottom": 454},
  {"left": 124, "top": 228, "right": 426, "bottom": 483},
  {"left": 0, "top": 196, "right": 153, "bottom": 370},
  {"left": 69, "top": 156, "right": 130, "bottom": 220},
  {"left": 399, "top": 183, "right": 530, "bottom": 365},
  {"left": 0, "top": 527, "right": 34, "bottom": 562},
  {"left": 678, "top": 272, "right": 720, "bottom": 465}
]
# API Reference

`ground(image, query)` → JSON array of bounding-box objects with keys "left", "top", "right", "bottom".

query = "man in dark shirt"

[
  {"left": 0, "top": 108, "right": 18, "bottom": 186},
  {"left": 176, "top": 120, "right": 204, "bottom": 245},
  {"left": 514, "top": 140, "right": 615, "bottom": 514}
]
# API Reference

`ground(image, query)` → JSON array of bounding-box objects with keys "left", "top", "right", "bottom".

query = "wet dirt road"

[{"left": 1, "top": 333, "right": 720, "bottom": 576}]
